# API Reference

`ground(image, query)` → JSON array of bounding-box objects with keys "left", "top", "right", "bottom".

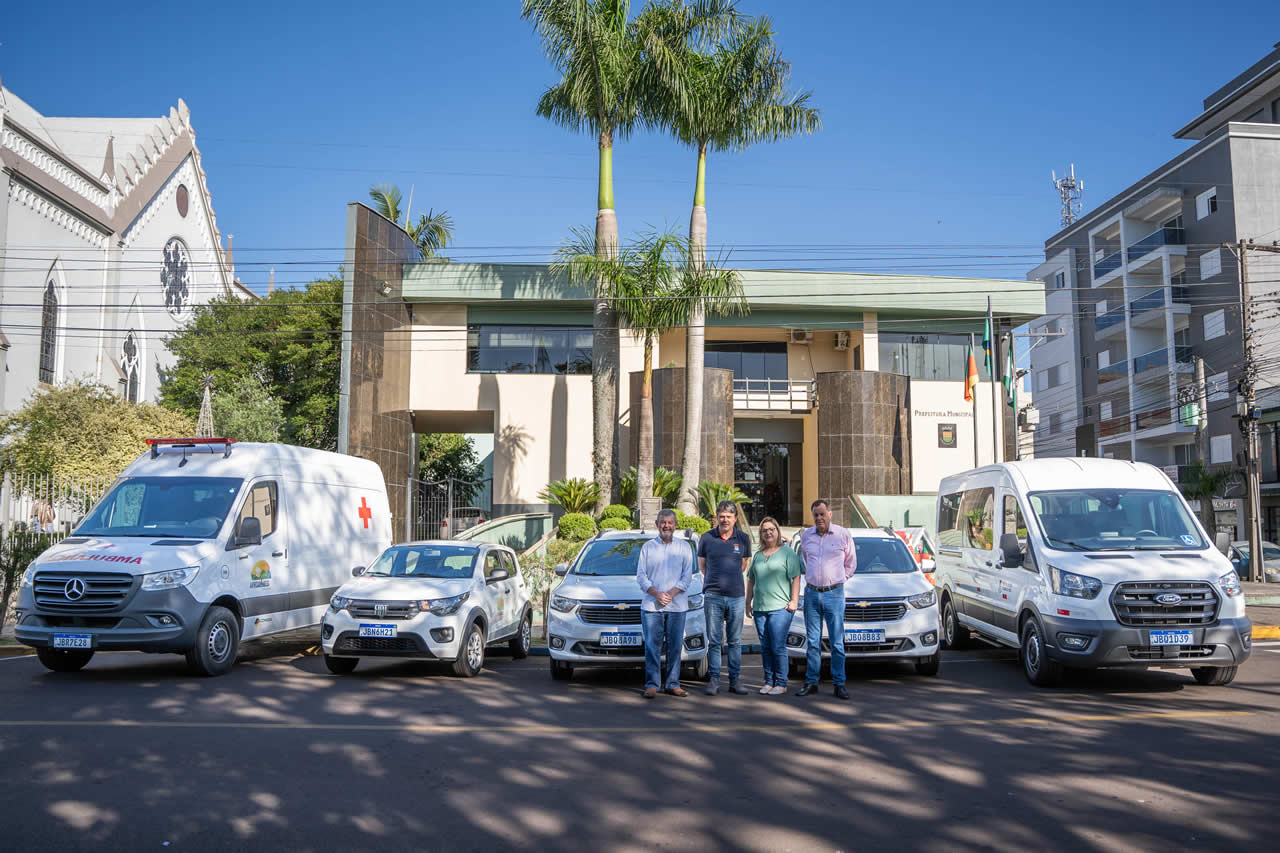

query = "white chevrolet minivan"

[
  {"left": 934, "top": 458, "right": 1251, "bottom": 686},
  {"left": 15, "top": 439, "right": 392, "bottom": 676}
]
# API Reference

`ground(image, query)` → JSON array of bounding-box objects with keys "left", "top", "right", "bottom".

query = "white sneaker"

[
  {"left": 758, "top": 684, "right": 773, "bottom": 695},
  {"left": 769, "top": 685, "right": 787, "bottom": 695}
]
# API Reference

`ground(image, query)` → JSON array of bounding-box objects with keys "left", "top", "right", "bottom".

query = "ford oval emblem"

[{"left": 1155, "top": 593, "right": 1182, "bottom": 606}]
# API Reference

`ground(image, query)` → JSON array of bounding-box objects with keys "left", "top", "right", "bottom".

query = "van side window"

[
  {"left": 958, "top": 488, "right": 995, "bottom": 550},
  {"left": 1003, "top": 495, "right": 1028, "bottom": 549},
  {"left": 937, "top": 492, "right": 964, "bottom": 546},
  {"left": 238, "top": 482, "right": 278, "bottom": 538}
]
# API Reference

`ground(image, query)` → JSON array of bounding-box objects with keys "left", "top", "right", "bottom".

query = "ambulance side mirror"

[{"left": 235, "top": 516, "right": 262, "bottom": 547}]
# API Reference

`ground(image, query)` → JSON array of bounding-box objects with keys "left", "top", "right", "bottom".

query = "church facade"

[{"left": 0, "top": 83, "right": 247, "bottom": 414}]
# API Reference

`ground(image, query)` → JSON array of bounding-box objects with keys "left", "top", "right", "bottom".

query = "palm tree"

[
  {"left": 644, "top": 8, "right": 820, "bottom": 513},
  {"left": 1181, "top": 459, "right": 1235, "bottom": 538},
  {"left": 368, "top": 184, "right": 455, "bottom": 260}
]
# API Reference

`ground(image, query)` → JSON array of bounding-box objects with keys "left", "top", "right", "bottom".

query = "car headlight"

[
  {"left": 19, "top": 565, "right": 38, "bottom": 588},
  {"left": 1049, "top": 566, "right": 1102, "bottom": 600},
  {"left": 141, "top": 566, "right": 200, "bottom": 591},
  {"left": 688, "top": 593, "right": 704, "bottom": 610},
  {"left": 1218, "top": 571, "right": 1242, "bottom": 598},
  {"left": 907, "top": 589, "right": 937, "bottom": 609},
  {"left": 550, "top": 595, "right": 579, "bottom": 613},
  {"left": 423, "top": 591, "right": 470, "bottom": 616},
  {"left": 329, "top": 594, "right": 351, "bottom": 612}
]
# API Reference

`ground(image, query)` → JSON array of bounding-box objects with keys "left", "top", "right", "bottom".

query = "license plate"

[
  {"left": 845, "top": 629, "right": 885, "bottom": 644},
  {"left": 1149, "top": 629, "right": 1193, "bottom": 646},
  {"left": 599, "top": 632, "right": 643, "bottom": 647},
  {"left": 52, "top": 634, "right": 92, "bottom": 649},
  {"left": 358, "top": 624, "right": 397, "bottom": 639}
]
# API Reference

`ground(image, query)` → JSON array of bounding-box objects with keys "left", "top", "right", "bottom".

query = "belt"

[{"left": 806, "top": 583, "right": 843, "bottom": 593}]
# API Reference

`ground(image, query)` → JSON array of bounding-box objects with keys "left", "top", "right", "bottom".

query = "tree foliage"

[
  {"left": 419, "top": 434, "right": 486, "bottom": 505},
  {"left": 212, "top": 375, "right": 285, "bottom": 443},
  {"left": 0, "top": 381, "right": 196, "bottom": 481},
  {"left": 162, "top": 275, "right": 342, "bottom": 450},
  {"left": 538, "top": 477, "right": 603, "bottom": 514},
  {"left": 368, "top": 184, "right": 455, "bottom": 260}
]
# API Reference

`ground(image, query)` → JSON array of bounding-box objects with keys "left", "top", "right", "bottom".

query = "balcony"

[
  {"left": 1133, "top": 347, "right": 1169, "bottom": 376},
  {"left": 1098, "top": 361, "right": 1128, "bottom": 387},
  {"left": 1099, "top": 414, "right": 1131, "bottom": 438},
  {"left": 1093, "top": 249, "right": 1124, "bottom": 282},
  {"left": 1096, "top": 304, "right": 1127, "bottom": 337},
  {"left": 1130, "top": 285, "right": 1191, "bottom": 329},
  {"left": 1126, "top": 226, "right": 1186, "bottom": 265},
  {"left": 1134, "top": 407, "right": 1173, "bottom": 431},
  {"left": 732, "top": 378, "right": 815, "bottom": 412}
]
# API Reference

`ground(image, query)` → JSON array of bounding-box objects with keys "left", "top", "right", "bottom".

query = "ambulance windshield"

[{"left": 76, "top": 477, "right": 243, "bottom": 539}]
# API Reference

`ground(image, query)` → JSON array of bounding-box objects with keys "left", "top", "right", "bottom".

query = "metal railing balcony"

[
  {"left": 1134, "top": 407, "right": 1173, "bottom": 431},
  {"left": 1129, "top": 287, "right": 1167, "bottom": 316},
  {"left": 1126, "top": 226, "right": 1186, "bottom": 264},
  {"left": 1093, "top": 250, "right": 1124, "bottom": 281},
  {"left": 1099, "top": 414, "right": 1130, "bottom": 437},
  {"left": 1133, "top": 347, "right": 1169, "bottom": 373},
  {"left": 1175, "top": 344, "right": 1194, "bottom": 365},
  {"left": 1096, "top": 305, "right": 1127, "bottom": 332},
  {"left": 732, "top": 378, "right": 815, "bottom": 411},
  {"left": 1098, "top": 361, "right": 1128, "bottom": 383}
]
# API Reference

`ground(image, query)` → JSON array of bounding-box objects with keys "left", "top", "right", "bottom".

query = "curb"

[
  {"left": 0, "top": 645, "right": 33, "bottom": 657},
  {"left": 1254, "top": 625, "right": 1280, "bottom": 639}
]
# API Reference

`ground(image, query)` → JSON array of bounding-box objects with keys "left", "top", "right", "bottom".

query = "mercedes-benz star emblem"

[{"left": 64, "top": 578, "right": 86, "bottom": 601}]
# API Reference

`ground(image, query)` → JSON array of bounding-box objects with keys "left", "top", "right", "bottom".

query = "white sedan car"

[
  {"left": 321, "top": 541, "right": 531, "bottom": 677},
  {"left": 547, "top": 528, "right": 708, "bottom": 680},
  {"left": 786, "top": 528, "right": 941, "bottom": 677}
]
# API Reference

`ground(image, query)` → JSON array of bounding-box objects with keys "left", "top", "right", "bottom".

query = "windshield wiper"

[
  {"left": 1047, "top": 537, "right": 1091, "bottom": 551},
  {"left": 364, "top": 571, "right": 391, "bottom": 576}
]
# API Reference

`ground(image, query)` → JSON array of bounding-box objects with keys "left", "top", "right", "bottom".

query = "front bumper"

[
  {"left": 14, "top": 584, "right": 206, "bottom": 652},
  {"left": 321, "top": 606, "right": 469, "bottom": 661},
  {"left": 546, "top": 607, "right": 708, "bottom": 665},
  {"left": 784, "top": 605, "right": 940, "bottom": 661},
  {"left": 1039, "top": 613, "right": 1252, "bottom": 668}
]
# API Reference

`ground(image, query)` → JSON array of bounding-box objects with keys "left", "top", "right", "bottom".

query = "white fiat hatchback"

[
  {"left": 321, "top": 541, "right": 531, "bottom": 677},
  {"left": 547, "top": 528, "right": 708, "bottom": 680},
  {"left": 786, "top": 528, "right": 941, "bottom": 677}
]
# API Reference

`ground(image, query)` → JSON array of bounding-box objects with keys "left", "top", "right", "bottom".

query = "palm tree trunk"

[
  {"left": 677, "top": 143, "right": 709, "bottom": 515},
  {"left": 637, "top": 334, "right": 655, "bottom": 520},
  {"left": 593, "top": 130, "right": 620, "bottom": 513}
]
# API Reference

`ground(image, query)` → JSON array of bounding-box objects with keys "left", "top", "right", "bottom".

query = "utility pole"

[{"left": 1191, "top": 356, "right": 1215, "bottom": 536}]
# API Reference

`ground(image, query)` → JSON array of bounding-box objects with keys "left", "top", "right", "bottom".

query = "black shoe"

[
  {"left": 795, "top": 683, "right": 820, "bottom": 696},
  {"left": 728, "top": 679, "right": 749, "bottom": 695},
  {"left": 704, "top": 678, "right": 720, "bottom": 696},
  {"left": 834, "top": 685, "right": 850, "bottom": 701}
]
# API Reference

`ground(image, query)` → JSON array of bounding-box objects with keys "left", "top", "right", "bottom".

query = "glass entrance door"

[{"left": 735, "top": 442, "right": 794, "bottom": 525}]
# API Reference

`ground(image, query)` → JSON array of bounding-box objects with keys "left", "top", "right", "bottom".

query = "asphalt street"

[{"left": 1, "top": 637, "right": 1278, "bottom": 853}]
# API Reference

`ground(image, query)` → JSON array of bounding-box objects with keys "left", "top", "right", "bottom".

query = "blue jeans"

[
  {"left": 753, "top": 609, "right": 792, "bottom": 687},
  {"left": 705, "top": 592, "right": 745, "bottom": 681},
  {"left": 804, "top": 587, "right": 846, "bottom": 686},
  {"left": 641, "top": 610, "right": 686, "bottom": 690}
]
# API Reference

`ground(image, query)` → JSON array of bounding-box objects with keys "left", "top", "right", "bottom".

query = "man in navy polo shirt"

[{"left": 698, "top": 500, "right": 752, "bottom": 696}]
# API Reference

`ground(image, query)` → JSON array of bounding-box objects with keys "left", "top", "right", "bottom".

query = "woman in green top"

[{"left": 745, "top": 517, "right": 804, "bottom": 695}]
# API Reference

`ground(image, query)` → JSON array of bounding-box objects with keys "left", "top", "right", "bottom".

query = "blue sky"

[{"left": 4, "top": 0, "right": 1279, "bottom": 296}]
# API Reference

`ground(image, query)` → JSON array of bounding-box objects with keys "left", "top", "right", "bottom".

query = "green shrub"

[
  {"left": 556, "top": 512, "right": 597, "bottom": 542},
  {"left": 546, "top": 537, "right": 585, "bottom": 567},
  {"left": 600, "top": 504, "right": 633, "bottom": 522},
  {"left": 598, "top": 517, "right": 631, "bottom": 531},
  {"left": 538, "top": 478, "right": 602, "bottom": 514},
  {"left": 676, "top": 513, "right": 711, "bottom": 535}
]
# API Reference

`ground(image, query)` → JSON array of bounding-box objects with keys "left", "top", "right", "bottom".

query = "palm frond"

[{"left": 368, "top": 184, "right": 403, "bottom": 225}]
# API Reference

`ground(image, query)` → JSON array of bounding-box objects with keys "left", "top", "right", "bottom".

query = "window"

[
  {"left": 705, "top": 341, "right": 787, "bottom": 381},
  {"left": 39, "top": 280, "right": 57, "bottom": 383},
  {"left": 500, "top": 550, "right": 519, "bottom": 577},
  {"left": 878, "top": 333, "right": 990, "bottom": 382},
  {"left": 466, "top": 325, "right": 592, "bottom": 375},
  {"left": 237, "top": 481, "right": 278, "bottom": 539},
  {"left": 958, "top": 488, "right": 995, "bottom": 550},
  {"left": 1083, "top": 405, "right": 1094, "bottom": 418},
  {"left": 1002, "top": 495, "right": 1029, "bottom": 561},
  {"left": 1262, "top": 424, "right": 1278, "bottom": 484},
  {"left": 1210, "top": 434, "right": 1233, "bottom": 465},
  {"left": 121, "top": 331, "right": 140, "bottom": 403},
  {"left": 1101, "top": 401, "right": 1112, "bottom": 420},
  {"left": 1096, "top": 299, "right": 1107, "bottom": 316},
  {"left": 1028, "top": 488, "right": 1204, "bottom": 550},
  {"left": 1209, "top": 371, "right": 1229, "bottom": 402},
  {"left": 1098, "top": 350, "right": 1110, "bottom": 369},
  {"left": 1195, "top": 188, "right": 1218, "bottom": 220},
  {"left": 938, "top": 493, "right": 963, "bottom": 547},
  {"left": 76, "top": 476, "right": 242, "bottom": 539},
  {"left": 1204, "top": 309, "right": 1226, "bottom": 341},
  {"left": 1054, "top": 271, "right": 1066, "bottom": 290},
  {"left": 1048, "top": 412, "right": 1063, "bottom": 434},
  {"left": 1200, "top": 248, "right": 1222, "bottom": 280},
  {"left": 1173, "top": 443, "right": 1197, "bottom": 467},
  {"left": 484, "top": 551, "right": 503, "bottom": 580}
]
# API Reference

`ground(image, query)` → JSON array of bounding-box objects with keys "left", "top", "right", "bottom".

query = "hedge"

[{"left": 557, "top": 512, "right": 597, "bottom": 542}]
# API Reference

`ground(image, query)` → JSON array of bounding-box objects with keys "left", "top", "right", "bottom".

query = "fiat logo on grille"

[
  {"left": 64, "top": 578, "right": 86, "bottom": 601},
  {"left": 374, "top": 603, "right": 387, "bottom": 617},
  {"left": 1155, "top": 593, "right": 1183, "bottom": 606}
]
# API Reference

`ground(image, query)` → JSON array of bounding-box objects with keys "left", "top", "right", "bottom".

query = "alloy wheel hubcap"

[
  {"left": 467, "top": 630, "right": 483, "bottom": 669},
  {"left": 521, "top": 618, "right": 530, "bottom": 650}
]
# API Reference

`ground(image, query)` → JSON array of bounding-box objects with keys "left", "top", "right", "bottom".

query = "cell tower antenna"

[{"left": 1052, "top": 164, "right": 1084, "bottom": 227}]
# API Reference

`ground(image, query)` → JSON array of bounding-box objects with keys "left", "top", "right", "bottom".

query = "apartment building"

[{"left": 1029, "top": 42, "right": 1280, "bottom": 539}]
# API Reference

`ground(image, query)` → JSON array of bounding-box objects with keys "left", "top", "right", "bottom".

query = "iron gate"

[{"left": 408, "top": 476, "right": 492, "bottom": 541}]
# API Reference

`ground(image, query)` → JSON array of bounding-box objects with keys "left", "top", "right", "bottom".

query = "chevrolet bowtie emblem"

[
  {"left": 855, "top": 601, "right": 870, "bottom": 608},
  {"left": 615, "top": 603, "right": 631, "bottom": 610}
]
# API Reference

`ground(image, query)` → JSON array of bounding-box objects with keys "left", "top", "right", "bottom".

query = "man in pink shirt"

[{"left": 794, "top": 499, "right": 856, "bottom": 699}]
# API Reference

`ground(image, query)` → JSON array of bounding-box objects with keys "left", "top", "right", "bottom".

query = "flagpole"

[
  {"left": 988, "top": 296, "right": 1001, "bottom": 464},
  {"left": 970, "top": 332, "right": 979, "bottom": 467}
]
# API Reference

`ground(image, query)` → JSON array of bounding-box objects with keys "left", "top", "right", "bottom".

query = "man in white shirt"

[{"left": 636, "top": 509, "right": 694, "bottom": 698}]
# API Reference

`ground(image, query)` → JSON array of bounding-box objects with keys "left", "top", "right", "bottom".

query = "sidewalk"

[{"left": 1245, "top": 581, "right": 1280, "bottom": 638}]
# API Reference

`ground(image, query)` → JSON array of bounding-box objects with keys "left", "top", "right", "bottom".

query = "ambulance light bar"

[{"left": 146, "top": 437, "right": 237, "bottom": 459}]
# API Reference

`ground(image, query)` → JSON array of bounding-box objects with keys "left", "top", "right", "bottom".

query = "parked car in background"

[
  {"left": 785, "top": 528, "right": 941, "bottom": 678},
  {"left": 442, "top": 507, "right": 487, "bottom": 538},
  {"left": 322, "top": 541, "right": 531, "bottom": 677},
  {"left": 547, "top": 528, "right": 708, "bottom": 681},
  {"left": 934, "top": 459, "right": 1251, "bottom": 687},
  {"left": 1229, "top": 541, "right": 1280, "bottom": 583}
]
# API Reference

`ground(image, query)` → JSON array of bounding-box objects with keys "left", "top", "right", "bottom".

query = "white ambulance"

[{"left": 15, "top": 439, "right": 392, "bottom": 676}]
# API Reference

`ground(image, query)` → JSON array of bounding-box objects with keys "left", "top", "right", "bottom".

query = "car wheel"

[
  {"left": 453, "top": 622, "right": 485, "bottom": 677},
  {"left": 324, "top": 655, "right": 358, "bottom": 675},
  {"left": 1191, "top": 665, "right": 1238, "bottom": 686},
  {"left": 687, "top": 654, "right": 709, "bottom": 681},
  {"left": 788, "top": 657, "right": 806, "bottom": 680},
  {"left": 509, "top": 611, "right": 532, "bottom": 659},
  {"left": 550, "top": 658, "right": 573, "bottom": 680},
  {"left": 185, "top": 606, "right": 240, "bottom": 677},
  {"left": 941, "top": 597, "right": 969, "bottom": 650},
  {"left": 1019, "top": 617, "right": 1063, "bottom": 687},
  {"left": 914, "top": 651, "right": 941, "bottom": 677},
  {"left": 36, "top": 647, "right": 94, "bottom": 673}
]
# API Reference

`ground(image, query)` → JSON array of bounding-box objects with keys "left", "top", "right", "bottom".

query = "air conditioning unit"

[
  {"left": 789, "top": 328, "right": 814, "bottom": 345},
  {"left": 834, "top": 331, "right": 851, "bottom": 351}
]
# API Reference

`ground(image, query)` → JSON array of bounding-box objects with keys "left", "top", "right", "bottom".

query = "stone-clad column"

[
  {"left": 816, "top": 371, "right": 912, "bottom": 527},
  {"left": 630, "top": 367, "right": 733, "bottom": 485}
]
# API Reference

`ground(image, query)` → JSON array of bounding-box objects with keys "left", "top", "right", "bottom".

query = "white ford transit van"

[
  {"left": 934, "top": 459, "right": 1251, "bottom": 686},
  {"left": 15, "top": 439, "right": 392, "bottom": 676}
]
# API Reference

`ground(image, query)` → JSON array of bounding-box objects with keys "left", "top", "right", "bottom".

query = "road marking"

[
  {"left": 0, "top": 655, "right": 34, "bottom": 662},
  {"left": 1252, "top": 640, "right": 1280, "bottom": 647},
  {"left": 0, "top": 710, "right": 1254, "bottom": 736}
]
